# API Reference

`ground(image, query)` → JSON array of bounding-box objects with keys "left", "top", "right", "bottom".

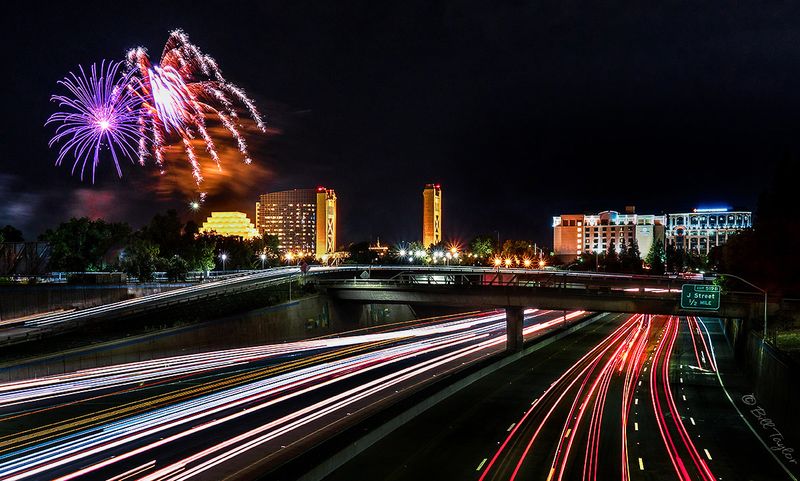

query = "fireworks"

[
  {"left": 47, "top": 30, "right": 266, "bottom": 195},
  {"left": 46, "top": 60, "right": 143, "bottom": 182},
  {"left": 127, "top": 29, "right": 266, "bottom": 185}
]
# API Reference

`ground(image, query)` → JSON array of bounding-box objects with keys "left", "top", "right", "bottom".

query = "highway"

[
  {"left": 0, "top": 308, "right": 589, "bottom": 480},
  {"left": 325, "top": 314, "right": 798, "bottom": 481}
]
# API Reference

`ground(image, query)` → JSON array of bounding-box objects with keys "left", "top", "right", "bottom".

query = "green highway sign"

[{"left": 681, "top": 284, "right": 721, "bottom": 311}]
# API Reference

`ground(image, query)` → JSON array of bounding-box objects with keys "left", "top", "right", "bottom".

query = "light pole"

[
  {"left": 718, "top": 273, "right": 768, "bottom": 340},
  {"left": 220, "top": 253, "right": 227, "bottom": 273},
  {"left": 260, "top": 253, "right": 267, "bottom": 269}
]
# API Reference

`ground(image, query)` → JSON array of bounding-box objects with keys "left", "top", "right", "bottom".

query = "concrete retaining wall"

[{"left": 0, "top": 295, "right": 416, "bottom": 382}]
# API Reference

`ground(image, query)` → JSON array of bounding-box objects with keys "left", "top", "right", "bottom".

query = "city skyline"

[{"left": 1, "top": 2, "right": 794, "bottom": 245}]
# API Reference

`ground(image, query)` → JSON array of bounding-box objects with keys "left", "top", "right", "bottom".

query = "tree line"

[{"left": 3, "top": 210, "right": 281, "bottom": 281}]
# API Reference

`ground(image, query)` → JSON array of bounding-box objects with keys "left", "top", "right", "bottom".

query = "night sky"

[{"left": 2, "top": 1, "right": 800, "bottom": 247}]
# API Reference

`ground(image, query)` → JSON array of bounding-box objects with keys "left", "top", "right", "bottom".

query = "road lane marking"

[
  {"left": 680, "top": 377, "right": 683, "bottom": 383},
  {"left": 476, "top": 458, "right": 487, "bottom": 471},
  {"left": 682, "top": 395, "right": 687, "bottom": 401},
  {"left": 704, "top": 449, "right": 713, "bottom": 460},
  {"left": 507, "top": 423, "right": 516, "bottom": 432},
  {"left": 634, "top": 422, "right": 639, "bottom": 431},
  {"left": 690, "top": 417, "right": 696, "bottom": 425},
  {"left": 635, "top": 398, "right": 638, "bottom": 405},
  {"left": 638, "top": 457, "right": 645, "bottom": 470}
]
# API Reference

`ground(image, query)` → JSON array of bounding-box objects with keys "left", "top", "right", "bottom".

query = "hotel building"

[
  {"left": 422, "top": 183, "right": 442, "bottom": 247},
  {"left": 552, "top": 206, "right": 665, "bottom": 262},
  {"left": 255, "top": 187, "right": 337, "bottom": 258},
  {"left": 200, "top": 212, "right": 259, "bottom": 239},
  {"left": 667, "top": 207, "right": 752, "bottom": 255}
]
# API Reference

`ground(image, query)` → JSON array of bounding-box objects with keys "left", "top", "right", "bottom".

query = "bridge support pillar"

[{"left": 506, "top": 307, "right": 524, "bottom": 352}]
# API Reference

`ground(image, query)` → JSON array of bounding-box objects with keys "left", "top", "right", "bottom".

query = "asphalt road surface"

[{"left": 325, "top": 314, "right": 798, "bottom": 481}]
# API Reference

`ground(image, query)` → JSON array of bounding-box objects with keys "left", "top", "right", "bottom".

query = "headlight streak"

[
  {"left": 0, "top": 310, "right": 508, "bottom": 407},
  {"left": 649, "top": 317, "right": 716, "bottom": 481},
  {"left": 0, "top": 309, "right": 584, "bottom": 481},
  {"left": 478, "top": 313, "right": 643, "bottom": 481}
]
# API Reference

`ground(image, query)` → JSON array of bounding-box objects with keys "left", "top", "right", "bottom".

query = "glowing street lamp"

[
  {"left": 220, "top": 253, "right": 228, "bottom": 272},
  {"left": 285, "top": 252, "right": 295, "bottom": 264},
  {"left": 523, "top": 258, "right": 532, "bottom": 268},
  {"left": 189, "top": 201, "right": 200, "bottom": 211},
  {"left": 260, "top": 253, "right": 267, "bottom": 269},
  {"left": 539, "top": 259, "right": 547, "bottom": 269},
  {"left": 504, "top": 258, "right": 512, "bottom": 268},
  {"left": 494, "top": 257, "right": 502, "bottom": 267}
]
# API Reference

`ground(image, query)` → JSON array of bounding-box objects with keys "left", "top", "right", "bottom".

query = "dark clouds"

[{"left": 2, "top": 1, "right": 800, "bottom": 244}]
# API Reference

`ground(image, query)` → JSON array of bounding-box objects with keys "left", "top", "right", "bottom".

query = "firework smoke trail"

[
  {"left": 127, "top": 29, "right": 266, "bottom": 190},
  {"left": 46, "top": 60, "right": 144, "bottom": 182}
]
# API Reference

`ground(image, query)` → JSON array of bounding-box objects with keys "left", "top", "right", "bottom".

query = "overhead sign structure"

[{"left": 681, "top": 284, "right": 721, "bottom": 311}]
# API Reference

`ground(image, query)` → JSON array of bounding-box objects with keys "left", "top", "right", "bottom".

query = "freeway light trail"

[
  {"left": 0, "top": 308, "right": 586, "bottom": 480},
  {"left": 478, "top": 314, "right": 721, "bottom": 481}
]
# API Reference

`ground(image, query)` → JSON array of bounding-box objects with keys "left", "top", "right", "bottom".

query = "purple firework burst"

[{"left": 47, "top": 60, "right": 143, "bottom": 182}]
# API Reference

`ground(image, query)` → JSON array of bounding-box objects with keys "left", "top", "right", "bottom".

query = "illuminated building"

[
  {"left": 255, "top": 187, "right": 337, "bottom": 257},
  {"left": 200, "top": 212, "right": 259, "bottom": 239},
  {"left": 315, "top": 187, "right": 337, "bottom": 258},
  {"left": 368, "top": 238, "right": 390, "bottom": 259},
  {"left": 667, "top": 207, "right": 751, "bottom": 255},
  {"left": 422, "top": 183, "right": 442, "bottom": 247},
  {"left": 552, "top": 206, "right": 665, "bottom": 262}
]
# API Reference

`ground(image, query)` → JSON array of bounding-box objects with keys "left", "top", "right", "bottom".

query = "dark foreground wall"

[
  {"left": 741, "top": 332, "right": 800, "bottom": 437},
  {"left": 0, "top": 284, "right": 186, "bottom": 321}
]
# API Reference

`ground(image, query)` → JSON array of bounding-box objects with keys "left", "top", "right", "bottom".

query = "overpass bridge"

[
  {"left": 316, "top": 266, "right": 777, "bottom": 351},
  {"left": 1, "top": 265, "right": 784, "bottom": 352}
]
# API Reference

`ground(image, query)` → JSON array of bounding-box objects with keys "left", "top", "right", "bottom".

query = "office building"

[
  {"left": 422, "top": 183, "right": 442, "bottom": 247},
  {"left": 667, "top": 207, "right": 751, "bottom": 255},
  {"left": 200, "top": 212, "right": 259, "bottom": 239},
  {"left": 255, "top": 187, "right": 337, "bottom": 257},
  {"left": 552, "top": 206, "right": 665, "bottom": 262}
]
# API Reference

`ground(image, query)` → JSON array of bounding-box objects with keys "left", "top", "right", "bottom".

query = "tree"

[
  {"left": 347, "top": 241, "right": 374, "bottom": 264},
  {"left": 645, "top": 238, "right": 666, "bottom": 274},
  {"left": 0, "top": 225, "right": 23, "bottom": 243},
  {"left": 500, "top": 240, "right": 536, "bottom": 263},
  {"left": 121, "top": 237, "right": 160, "bottom": 281},
  {"left": 141, "top": 210, "right": 185, "bottom": 258},
  {"left": 604, "top": 239, "right": 621, "bottom": 272},
  {"left": 665, "top": 241, "right": 682, "bottom": 272},
  {"left": 42, "top": 218, "right": 131, "bottom": 271},
  {"left": 468, "top": 235, "right": 494, "bottom": 260},
  {"left": 158, "top": 255, "right": 189, "bottom": 282},
  {"left": 621, "top": 238, "right": 643, "bottom": 273}
]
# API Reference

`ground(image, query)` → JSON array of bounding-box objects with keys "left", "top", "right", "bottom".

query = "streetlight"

[
  {"left": 189, "top": 201, "right": 200, "bottom": 211},
  {"left": 220, "top": 253, "right": 227, "bottom": 272},
  {"left": 259, "top": 253, "right": 267, "bottom": 269},
  {"left": 718, "top": 273, "right": 769, "bottom": 340}
]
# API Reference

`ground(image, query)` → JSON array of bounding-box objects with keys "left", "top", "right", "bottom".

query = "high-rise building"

[
  {"left": 200, "top": 212, "right": 259, "bottom": 239},
  {"left": 422, "top": 183, "right": 442, "bottom": 247},
  {"left": 552, "top": 206, "right": 665, "bottom": 262},
  {"left": 667, "top": 207, "right": 751, "bottom": 255},
  {"left": 255, "top": 187, "right": 337, "bottom": 257}
]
